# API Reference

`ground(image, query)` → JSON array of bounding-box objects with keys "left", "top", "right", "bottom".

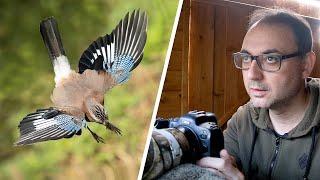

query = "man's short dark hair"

[{"left": 248, "top": 8, "right": 313, "bottom": 55}]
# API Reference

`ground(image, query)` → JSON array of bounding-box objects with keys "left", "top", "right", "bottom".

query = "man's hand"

[{"left": 197, "top": 149, "right": 244, "bottom": 180}]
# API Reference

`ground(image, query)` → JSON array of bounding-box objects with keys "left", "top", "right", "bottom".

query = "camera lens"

[
  {"left": 143, "top": 128, "right": 190, "bottom": 179},
  {"left": 143, "top": 111, "right": 224, "bottom": 179},
  {"left": 143, "top": 138, "right": 163, "bottom": 179}
]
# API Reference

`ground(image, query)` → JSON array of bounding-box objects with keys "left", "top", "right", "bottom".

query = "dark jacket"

[{"left": 224, "top": 78, "right": 320, "bottom": 179}]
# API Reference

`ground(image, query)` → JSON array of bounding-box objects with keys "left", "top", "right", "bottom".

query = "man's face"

[{"left": 241, "top": 23, "right": 304, "bottom": 108}]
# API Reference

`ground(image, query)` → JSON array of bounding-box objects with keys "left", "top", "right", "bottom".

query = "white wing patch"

[
  {"left": 111, "top": 41, "right": 115, "bottom": 66},
  {"left": 93, "top": 41, "right": 115, "bottom": 70}
]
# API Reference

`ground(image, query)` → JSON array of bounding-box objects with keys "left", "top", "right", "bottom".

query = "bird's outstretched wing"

[
  {"left": 15, "top": 108, "right": 86, "bottom": 146},
  {"left": 78, "top": 9, "right": 148, "bottom": 84}
]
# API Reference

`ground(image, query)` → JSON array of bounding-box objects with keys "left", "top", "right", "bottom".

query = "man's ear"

[{"left": 302, "top": 51, "right": 316, "bottom": 79}]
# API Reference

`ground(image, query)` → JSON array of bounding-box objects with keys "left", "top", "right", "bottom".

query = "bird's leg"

[
  {"left": 104, "top": 121, "right": 122, "bottom": 135},
  {"left": 87, "top": 126, "right": 105, "bottom": 143}
]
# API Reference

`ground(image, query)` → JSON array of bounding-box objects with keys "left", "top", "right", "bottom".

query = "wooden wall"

[
  {"left": 157, "top": 0, "right": 320, "bottom": 127},
  {"left": 157, "top": 0, "right": 190, "bottom": 117}
]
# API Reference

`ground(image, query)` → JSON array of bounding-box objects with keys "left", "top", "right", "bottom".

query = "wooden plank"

[
  {"left": 168, "top": 50, "right": 182, "bottom": 71},
  {"left": 157, "top": 91, "right": 182, "bottom": 118},
  {"left": 181, "top": 0, "right": 190, "bottom": 114},
  {"left": 219, "top": 95, "right": 249, "bottom": 127},
  {"left": 189, "top": 1, "right": 215, "bottom": 112},
  {"left": 225, "top": 4, "right": 250, "bottom": 112},
  {"left": 213, "top": 5, "right": 227, "bottom": 120},
  {"left": 162, "top": 70, "right": 182, "bottom": 91},
  {"left": 172, "top": 30, "right": 183, "bottom": 51},
  {"left": 177, "top": 9, "right": 184, "bottom": 32},
  {"left": 158, "top": 1, "right": 189, "bottom": 118}
]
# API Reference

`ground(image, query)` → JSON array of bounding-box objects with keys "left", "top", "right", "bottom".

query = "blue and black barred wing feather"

[
  {"left": 78, "top": 9, "right": 148, "bottom": 84},
  {"left": 15, "top": 108, "right": 86, "bottom": 146}
]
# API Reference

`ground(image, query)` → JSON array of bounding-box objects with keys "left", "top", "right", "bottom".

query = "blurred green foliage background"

[{"left": 0, "top": 0, "right": 178, "bottom": 179}]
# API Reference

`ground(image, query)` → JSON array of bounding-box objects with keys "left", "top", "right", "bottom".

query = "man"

[{"left": 197, "top": 8, "right": 319, "bottom": 179}]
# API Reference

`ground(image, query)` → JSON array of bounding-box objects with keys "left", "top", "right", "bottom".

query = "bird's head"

[{"left": 85, "top": 97, "right": 121, "bottom": 135}]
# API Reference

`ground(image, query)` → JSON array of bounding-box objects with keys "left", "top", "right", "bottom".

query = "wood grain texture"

[
  {"left": 181, "top": 0, "right": 190, "bottom": 114},
  {"left": 162, "top": 71, "right": 182, "bottom": 91},
  {"left": 157, "top": 91, "right": 182, "bottom": 118},
  {"left": 172, "top": 29, "right": 183, "bottom": 51},
  {"left": 213, "top": 5, "right": 227, "bottom": 120},
  {"left": 168, "top": 51, "right": 182, "bottom": 71},
  {"left": 157, "top": 0, "right": 188, "bottom": 118},
  {"left": 189, "top": 1, "right": 215, "bottom": 111},
  {"left": 224, "top": 5, "right": 251, "bottom": 116}
]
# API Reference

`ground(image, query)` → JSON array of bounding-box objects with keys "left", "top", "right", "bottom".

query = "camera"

[{"left": 142, "top": 110, "right": 224, "bottom": 179}]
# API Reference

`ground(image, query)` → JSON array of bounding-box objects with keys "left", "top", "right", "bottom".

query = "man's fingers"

[
  {"left": 220, "top": 149, "right": 229, "bottom": 158},
  {"left": 220, "top": 149, "right": 234, "bottom": 160},
  {"left": 220, "top": 149, "right": 237, "bottom": 166},
  {"left": 197, "top": 157, "right": 226, "bottom": 170},
  {"left": 197, "top": 157, "right": 244, "bottom": 180}
]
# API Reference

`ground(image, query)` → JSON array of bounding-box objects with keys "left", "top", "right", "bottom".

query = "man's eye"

[
  {"left": 242, "top": 56, "right": 251, "bottom": 63},
  {"left": 265, "top": 56, "right": 280, "bottom": 63}
]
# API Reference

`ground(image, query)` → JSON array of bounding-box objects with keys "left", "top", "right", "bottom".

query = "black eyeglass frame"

[{"left": 232, "top": 51, "right": 303, "bottom": 72}]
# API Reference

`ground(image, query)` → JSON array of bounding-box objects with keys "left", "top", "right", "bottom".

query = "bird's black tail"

[
  {"left": 40, "top": 17, "right": 66, "bottom": 61},
  {"left": 40, "top": 17, "right": 71, "bottom": 84}
]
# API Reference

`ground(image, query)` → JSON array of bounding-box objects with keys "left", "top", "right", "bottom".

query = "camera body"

[
  {"left": 155, "top": 110, "right": 223, "bottom": 159},
  {"left": 143, "top": 110, "right": 224, "bottom": 179}
]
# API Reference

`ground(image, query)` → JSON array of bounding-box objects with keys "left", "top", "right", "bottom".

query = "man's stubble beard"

[{"left": 248, "top": 75, "right": 303, "bottom": 109}]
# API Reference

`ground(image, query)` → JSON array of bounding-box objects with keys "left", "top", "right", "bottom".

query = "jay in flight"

[{"left": 15, "top": 10, "right": 147, "bottom": 145}]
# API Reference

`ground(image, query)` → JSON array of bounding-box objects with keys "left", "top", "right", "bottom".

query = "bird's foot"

[
  {"left": 87, "top": 126, "right": 105, "bottom": 143},
  {"left": 105, "top": 121, "right": 122, "bottom": 135}
]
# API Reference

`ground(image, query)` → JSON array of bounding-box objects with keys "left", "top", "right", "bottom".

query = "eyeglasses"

[{"left": 233, "top": 52, "right": 302, "bottom": 72}]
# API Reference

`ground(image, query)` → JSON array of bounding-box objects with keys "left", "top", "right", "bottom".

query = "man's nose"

[{"left": 247, "top": 60, "right": 263, "bottom": 80}]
